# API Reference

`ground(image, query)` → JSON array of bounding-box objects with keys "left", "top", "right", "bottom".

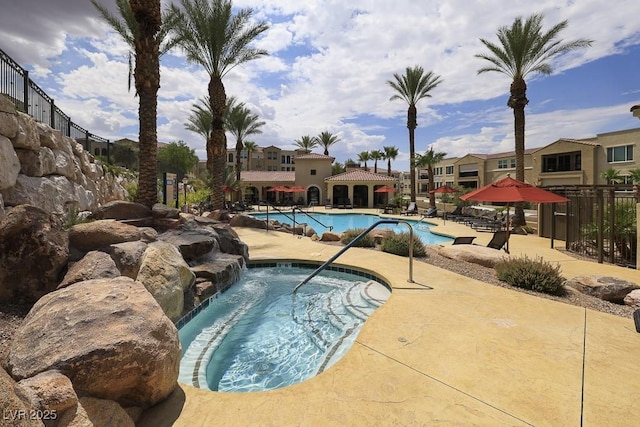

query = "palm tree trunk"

[
  {"left": 509, "top": 78, "right": 528, "bottom": 227},
  {"left": 387, "top": 159, "right": 391, "bottom": 176},
  {"left": 208, "top": 77, "right": 227, "bottom": 211},
  {"left": 407, "top": 104, "right": 417, "bottom": 202},
  {"left": 131, "top": 0, "right": 161, "bottom": 209},
  {"left": 428, "top": 165, "right": 436, "bottom": 207},
  {"left": 235, "top": 140, "right": 243, "bottom": 202}
]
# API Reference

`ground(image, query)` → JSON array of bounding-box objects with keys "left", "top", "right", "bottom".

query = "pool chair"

[
  {"left": 452, "top": 236, "right": 476, "bottom": 245},
  {"left": 486, "top": 230, "right": 509, "bottom": 252},
  {"left": 400, "top": 202, "right": 418, "bottom": 215},
  {"left": 421, "top": 206, "right": 437, "bottom": 218},
  {"left": 324, "top": 198, "right": 333, "bottom": 209}
]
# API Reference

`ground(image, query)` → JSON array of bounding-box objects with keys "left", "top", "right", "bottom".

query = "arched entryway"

[
  {"left": 245, "top": 186, "right": 259, "bottom": 204},
  {"left": 331, "top": 185, "right": 348, "bottom": 205},
  {"left": 353, "top": 185, "right": 368, "bottom": 208},
  {"left": 307, "top": 186, "right": 320, "bottom": 206}
]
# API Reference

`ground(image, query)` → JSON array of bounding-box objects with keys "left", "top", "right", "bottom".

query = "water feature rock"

[
  {"left": 190, "top": 254, "right": 245, "bottom": 294},
  {"left": 0, "top": 366, "right": 42, "bottom": 427},
  {"left": 158, "top": 229, "right": 219, "bottom": 261},
  {"left": 69, "top": 220, "right": 142, "bottom": 253},
  {"left": 437, "top": 244, "right": 509, "bottom": 268},
  {"left": 0, "top": 135, "right": 20, "bottom": 190},
  {"left": 137, "top": 241, "right": 195, "bottom": 320},
  {"left": 0, "top": 205, "right": 69, "bottom": 304},
  {"left": 58, "top": 250, "right": 120, "bottom": 289},
  {"left": 228, "top": 213, "right": 265, "bottom": 228},
  {"left": 18, "top": 370, "right": 78, "bottom": 417},
  {"left": 152, "top": 203, "right": 180, "bottom": 219},
  {"left": 213, "top": 223, "right": 249, "bottom": 260},
  {"left": 3, "top": 276, "right": 181, "bottom": 408},
  {"left": 109, "top": 240, "right": 148, "bottom": 279},
  {"left": 563, "top": 276, "right": 640, "bottom": 304},
  {"left": 91, "top": 200, "right": 152, "bottom": 221}
]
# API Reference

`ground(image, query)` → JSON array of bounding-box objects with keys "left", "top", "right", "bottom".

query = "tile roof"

[
  {"left": 325, "top": 169, "right": 397, "bottom": 182},
  {"left": 555, "top": 138, "right": 600, "bottom": 146},
  {"left": 294, "top": 153, "right": 335, "bottom": 161},
  {"left": 240, "top": 171, "right": 296, "bottom": 183}
]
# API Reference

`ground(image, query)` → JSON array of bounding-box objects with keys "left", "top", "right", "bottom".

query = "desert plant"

[
  {"left": 380, "top": 232, "right": 426, "bottom": 257},
  {"left": 495, "top": 255, "right": 565, "bottom": 295},
  {"left": 341, "top": 228, "right": 376, "bottom": 247},
  {"left": 63, "top": 204, "right": 93, "bottom": 229}
]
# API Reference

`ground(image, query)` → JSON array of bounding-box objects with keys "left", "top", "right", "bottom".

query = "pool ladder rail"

[
  {"left": 262, "top": 203, "right": 333, "bottom": 236},
  {"left": 293, "top": 220, "right": 415, "bottom": 293}
]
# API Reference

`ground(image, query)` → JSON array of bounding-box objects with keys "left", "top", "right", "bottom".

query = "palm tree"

[
  {"left": 226, "top": 102, "right": 265, "bottom": 199},
  {"left": 383, "top": 145, "right": 399, "bottom": 176},
  {"left": 171, "top": 0, "right": 269, "bottom": 210},
  {"left": 476, "top": 13, "right": 592, "bottom": 226},
  {"left": 629, "top": 168, "right": 640, "bottom": 199},
  {"left": 92, "top": 0, "right": 180, "bottom": 208},
  {"left": 601, "top": 168, "right": 622, "bottom": 185},
  {"left": 243, "top": 141, "right": 258, "bottom": 170},
  {"left": 370, "top": 150, "right": 383, "bottom": 174},
  {"left": 387, "top": 66, "right": 443, "bottom": 203},
  {"left": 358, "top": 151, "right": 371, "bottom": 171},
  {"left": 414, "top": 146, "right": 446, "bottom": 207},
  {"left": 294, "top": 135, "right": 318, "bottom": 153},
  {"left": 184, "top": 96, "right": 213, "bottom": 140},
  {"left": 317, "top": 131, "right": 340, "bottom": 156}
]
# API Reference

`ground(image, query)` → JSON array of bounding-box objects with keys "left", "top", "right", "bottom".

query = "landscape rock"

[
  {"left": 0, "top": 111, "right": 18, "bottom": 139},
  {"left": 0, "top": 366, "right": 42, "bottom": 427},
  {"left": 624, "top": 289, "right": 640, "bottom": 308},
  {"left": 0, "top": 205, "right": 69, "bottom": 303},
  {"left": 4, "top": 276, "right": 181, "bottom": 408},
  {"left": 12, "top": 112, "right": 41, "bottom": 151},
  {"left": 57, "top": 397, "right": 134, "bottom": 427},
  {"left": 158, "top": 229, "right": 218, "bottom": 261},
  {"left": 437, "top": 244, "right": 509, "bottom": 268},
  {"left": 69, "top": 220, "right": 141, "bottom": 253},
  {"left": 109, "top": 241, "right": 148, "bottom": 279},
  {"left": 0, "top": 135, "right": 21, "bottom": 190},
  {"left": 320, "top": 231, "right": 341, "bottom": 242},
  {"left": 14, "top": 147, "right": 56, "bottom": 177},
  {"left": 91, "top": 200, "right": 152, "bottom": 221},
  {"left": 18, "top": 370, "right": 78, "bottom": 416},
  {"left": 58, "top": 250, "right": 120, "bottom": 289},
  {"left": 190, "top": 254, "right": 245, "bottom": 294},
  {"left": 213, "top": 223, "right": 249, "bottom": 260},
  {"left": 137, "top": 241, "right": 196, "bottom": 320},
  {"left": 563, "top": 276, "right": 640, "bottom": 304},
  {"left": 0, "top": 93, "right": 17, "bottom": 113},
  {"left": 152, "top": 203, "right": 180, "bottom": 219}
]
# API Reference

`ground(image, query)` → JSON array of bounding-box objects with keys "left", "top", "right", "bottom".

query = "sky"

[{"left": 2, "top": 0, "right": 640, "bottom": 171}]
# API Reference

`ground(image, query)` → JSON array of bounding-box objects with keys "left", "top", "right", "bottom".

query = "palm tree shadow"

[{"left": 136, "top": 385, "right": 186, "bottom": 427}]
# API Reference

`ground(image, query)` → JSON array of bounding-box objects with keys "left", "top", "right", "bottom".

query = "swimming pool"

[
  {"left": 251, "top": 211, "right": 452, "bottom": 245},
  {"left": 178, "top": 264, "right": 390, "bottom": 393}
]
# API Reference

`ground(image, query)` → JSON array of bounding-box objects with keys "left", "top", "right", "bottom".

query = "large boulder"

[
  {"left": 152, "top": 203, "right": 180, "bottom": 219},
  {"left": 91, "top": 200, "right": 152, "bottom": 221},
  {"left": 0, "top": 135, "right": 20, "bottom": 190},
  {"left": 624, "top": 289, "right": 640, "bottom": 308},
  {"left": 228, "top": 213, "right": 266, "bottom": 229},
  {"left": 4, "top": 277, "right": 181, "bottom": 408},
  {"left": 69, "top": 220, "right": 142, "bottom": 253},
  {"left": 18, "top": 370, "right": 78, "bottom": 418},
  {"left": 190, "top": 253, "right": 245, "bottom": 294},
  {"left": 109, "top": 240, "right": 148, "bottom": 279},
  {"left": 12, "top": 112, "right": 41, "bottom": 151},
  {"left": 564, "top": 276, "right": 640, "bottom": 304},
  {"left": 437, "top": 244, "right": 509, "bottom": 268},
  {"left": 0, "top": 205, "right": 69, "bottom": 303},
  {"left": 212, "top": 223, "right": 249, "bottom": 260},
  {"left": 58, "top": 397, "right": 135, "bottom": 427},
  {"left": 158, "top": 229, "right": 219, "bottom": 261},
  {"left": 58, "top": 250, "right": 120, "bottom": 289},
  {"left": 14, "top": 147, "right": 57, "bottom": 177},
  {"left": 0, "top": 366, "right": 42, "bottom": 427},
  {"left": 137, "top": 241, "right": 196, "bottom": 320}
]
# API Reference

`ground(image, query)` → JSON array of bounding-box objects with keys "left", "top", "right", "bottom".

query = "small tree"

[
  {"left": 601, "top": 167, "right": 622, "bottom": 185},
  {"left": 157, "top": 141, "right": 199, "bottom": 178}
]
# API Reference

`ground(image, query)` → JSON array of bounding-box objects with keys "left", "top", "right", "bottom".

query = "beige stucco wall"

[
  {"left": 532, "top": 140, "right": 596, "bottom": 186},
  {"left": 294, "top": 157, "right": 333, "bottom": 202},
  {"left": 594, "top": 128, "right": 640, "bottom": 183}
]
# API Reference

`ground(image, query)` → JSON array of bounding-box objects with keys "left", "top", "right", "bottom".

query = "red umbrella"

[
  {"left": 429, "top": 185, "right": 459, "bottom": 194},
  {"left": 288, "top": 186, "right": 306, "bottom": 193},
  {"left": 374, "top": 185, "right": 395, "bottom": 193},
  {"left": 460, "top": 176, "right": 569, "bottom": 253},
  {"left": 221, "top": 185, "right": 233, "bottom": 192}
]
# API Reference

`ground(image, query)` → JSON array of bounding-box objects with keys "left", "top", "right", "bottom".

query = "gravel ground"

[{"left": 1, "top": 243, "right": 635, "bottom": 358}]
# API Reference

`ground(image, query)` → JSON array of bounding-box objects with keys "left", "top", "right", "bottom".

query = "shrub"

[
  {"left": 495, "top": 255, "right": 565, "bottom": 296},
  {"left": 341, "top": 228, "right": 376, "bottom": 247},
  {"left": 380, "top": 232, "right": 426, "bottom": 257}
]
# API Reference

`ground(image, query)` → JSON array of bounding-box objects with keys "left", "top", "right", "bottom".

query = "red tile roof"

[
  {"left": 325, "top": 170, "right": 397, "bottom": 182},
  {"left": 294, "top": 153, "right": 335, "bottom": 161}
]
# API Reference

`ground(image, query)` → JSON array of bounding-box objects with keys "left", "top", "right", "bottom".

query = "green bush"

[
  {"left": 341, "top": 228, "right": 376, "bottom": 247},
  {"left": 495, "top": 255, "right": 565, "bottom": 296},
  {"left": 380, "top": 232, "right": 426, "bottom": 257}
]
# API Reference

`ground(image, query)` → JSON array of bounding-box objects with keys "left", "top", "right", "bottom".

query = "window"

[
  {"left": 497, "top": 158, "right": 516, "bottom": 169},
  {"left": 310, "top": 169, "right": 316, "bottom": 175},
  {"left": 228, "top": 153, "right": 234, "bottom": 163},
  {"left": 621, "top": 175, "right": 634, "bottom": 184},
  {"left": 433, "top": 167, "right": 443, "bottom": 176},
  {"left": 267, "top": 151, "right": 276, "bottom": 160},
  {"left": 542, "top": 151, "right": 581, "bottom": 172},
  {"left": 607, "top": 145, "right": 634, "bottom": 163},
  {"left": 445, "top": 165, "right": 454, "bottom": 175}
]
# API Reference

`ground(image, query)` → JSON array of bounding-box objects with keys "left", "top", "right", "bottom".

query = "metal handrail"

[
  {"left": 264, "top": 204, "right": 297, "bottom": 233},
  {"left": 293, "top": 220, "right": 415, "bottom": 293},
  {"left": 292, "top": 206, "right": 333, "bottom": 231}
]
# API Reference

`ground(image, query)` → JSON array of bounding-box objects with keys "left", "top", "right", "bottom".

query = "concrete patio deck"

[{"left": 139, "top": 209, "right": 640, "bottom": 426}]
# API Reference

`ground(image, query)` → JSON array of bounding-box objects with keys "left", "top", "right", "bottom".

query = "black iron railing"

[{"left": 0, "top": 47, "right": 110, "bottom": 156}]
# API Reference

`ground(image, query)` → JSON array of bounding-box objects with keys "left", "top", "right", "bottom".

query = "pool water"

[
  {"left": 251, "top": 212, "right": 452, "bottom": 245},
  {"left": 178, "top": 265, "right": 390, "bottom": 393}
]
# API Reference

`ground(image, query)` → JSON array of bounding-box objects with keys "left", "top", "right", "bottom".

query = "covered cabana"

[{"left": 324, "top": 170, "right": 398, "bottom": 208}]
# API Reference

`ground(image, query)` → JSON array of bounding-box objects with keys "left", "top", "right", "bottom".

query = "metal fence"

[
  {"left": 0, "top": 47, "right": 110, "bottom": 153},
  {"left": 539, "top": 185, "right": 637, "bottom": 268}
]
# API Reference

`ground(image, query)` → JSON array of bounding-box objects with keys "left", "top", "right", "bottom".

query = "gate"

[{"left": 540, "top": 185, "right": 637, "bottom": 268}]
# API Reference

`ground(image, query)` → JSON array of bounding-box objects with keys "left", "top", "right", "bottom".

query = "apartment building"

[{"left": 226, "top": 145, "right": 301, "bottom": 172}]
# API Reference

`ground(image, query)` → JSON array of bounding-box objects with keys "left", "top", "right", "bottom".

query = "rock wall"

[{"left": 0, "top": 94, "right": 126, "bottom": 219}]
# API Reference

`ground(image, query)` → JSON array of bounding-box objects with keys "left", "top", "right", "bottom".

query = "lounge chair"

[
  {"left": 421, "top": 206, "right": 437, "bottom": 218},
  {"left": 400, "top": 202, "right": 418, "bottom": 216},
  {"left": 486, "top": 230, "right": 509, "bottom": 252},
  {"left": 452, "top": 236, "right": 476, "bottom": 245},
  {"left": 344, "top": 198, "right": 353, "bottom": 209},
  {"left": 324, "top": 198, "right": 333, "bottom": 209}
]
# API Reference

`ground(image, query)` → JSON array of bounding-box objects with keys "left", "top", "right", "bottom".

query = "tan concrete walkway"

[{"left": 140, "top": 209, "right": 640, "bottom": 426}]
